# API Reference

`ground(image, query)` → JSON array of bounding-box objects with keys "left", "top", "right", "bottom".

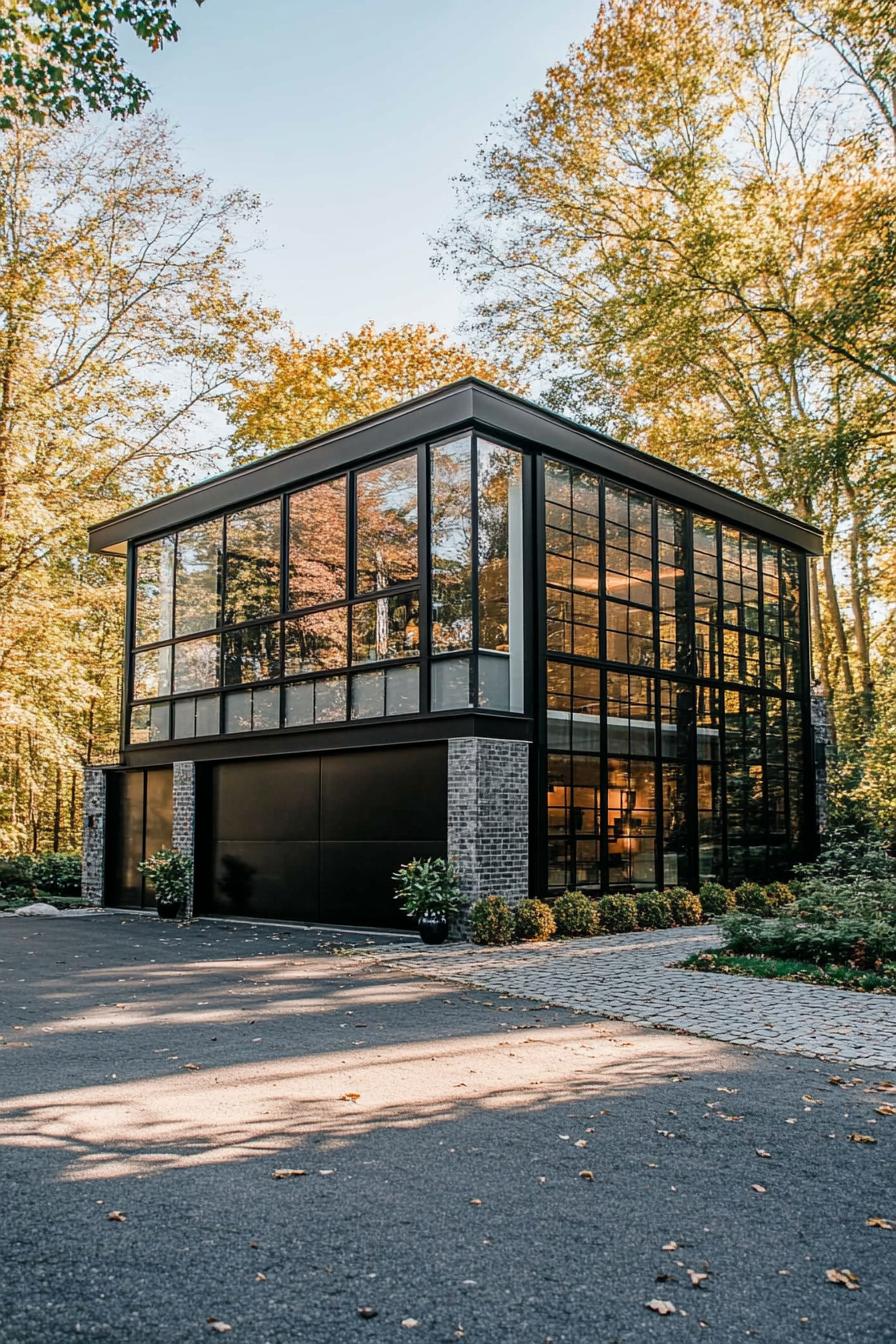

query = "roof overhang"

[{"left": 88, "top": 378, "right": 824, "bottom": 557}]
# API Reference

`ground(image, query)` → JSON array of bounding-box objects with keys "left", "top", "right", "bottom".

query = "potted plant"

[
  {"left": 393, "top": 857, "right": 464, "bottom": 944},
  {"left": 137, "top": 848, "right": 192, "bottom": 920}
]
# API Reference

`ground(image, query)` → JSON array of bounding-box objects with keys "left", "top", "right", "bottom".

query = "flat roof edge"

[{"left": 88, "top": 378, "right": 824, "bottom": 556}]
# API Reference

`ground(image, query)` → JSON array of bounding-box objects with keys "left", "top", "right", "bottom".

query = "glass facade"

[
  {"left": 544, "top": 458, "right": 809, "bottom": 892},
  {"left": 124, "top": 422, "right": 812, "bottom": 895}
]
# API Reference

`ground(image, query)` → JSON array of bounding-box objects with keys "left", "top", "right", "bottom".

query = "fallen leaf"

[
  {"left": 207, "top": 1321, "right": 232, "bottom": 1334},
  {"left": 801, "top": 1094, "right": 820, "bottom": 1104},
  {"left": 182, "top": 1062, "right": 202, "bottom": 1071},
  {"left": 645, "top": 1299, "right": 678, "bottom": 1315},
  {"left": 827, "top": 1076, "right": 846, "bottom": 1085},
  {"left": 875, "top": 1104, "right": 896, "bottom": 1116},
  {"left": 752, "top": 1184, "right": 767, "bottom": 1194},
  {"left": 825, "top": 1269, "right": 860, "bottom": 1290},
  {"left": 357, "top": 1306, "right": 378, "bottom": 1319},
  {"left": 662, "top": 1241, "right": 679, "bottom": 1251},
  {"left": 866, "top": 1217, "right": 894, "bottom": 1230},
  {"left": 255, "top": 1272, "right": 267, "bottom": 1282},
  {"left": 469, "top": 1198, "right": 482, "bottom": 1206},
  {"left": 578, "top": 1169, "right": 594, "bottom": 1181},
  {"left": 271, "top": 1169, "right": 306, "bottom": 1179},
  {"left": 401, "top": 1321, "right": 420, "bottom": 1329},
  {"left": 574, "top": 1139, "right": 588, "bottom": 1148},
  {"left": 687, "top": 1271, "right": 709, "bottom": 1288},
  {"left": 340, "top": 1092, "right": 361, "bottom": 1102},
  {"left": 755, "top": 1149, "right": 771, "bottom": 1158},
  {"left": 848, "top": 1133, "right": 877, "bottom": 1144},
  {"left": 106, "top": 1210, "right": 126, "bottom": 1222},
  {"left": 319, "top": 1169, "right": 335, "bottom": 1176}
]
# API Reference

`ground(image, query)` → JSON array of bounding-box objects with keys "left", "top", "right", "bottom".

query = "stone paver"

[{"left": 366, "top": 925, "right": 896, "bottom": 1069}]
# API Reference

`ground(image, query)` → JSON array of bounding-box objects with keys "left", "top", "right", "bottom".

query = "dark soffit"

[{"left": 88, "top": 378, "right": 824, "bottom": 556}]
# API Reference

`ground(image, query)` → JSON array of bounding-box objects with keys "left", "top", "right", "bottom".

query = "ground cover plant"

[
  {"left": 0, "top": 853, "right": 84, "bottom": 910},
  {"left": 684, "top": 949, "right": 896, "bottom": 995}
]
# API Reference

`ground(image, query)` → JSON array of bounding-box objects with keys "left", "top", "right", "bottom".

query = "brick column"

[
  {"left": 172, "top": 760, "right": 197, "bottom": 920},
  {"left": 81, "top": 766, "right": 107, "bottom": 906},
  {"left": 447, "top": 738, "right": 529, "bottom": 929}
]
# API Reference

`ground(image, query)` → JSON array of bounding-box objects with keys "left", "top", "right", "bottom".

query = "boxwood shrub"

[
  {"left": 635, "top": 890, "right": 673, "bottom": 929},
  {"left": 553, "top": 889, "right": 599, "bottom": 937},
  {"left": 698, "top": 881, "right": 736, "bottom": 918},
  {"left": 515, "top": 898, "right": 556, "bottom": 942},
  {"left": 469, "top": 895, "right": 516, "bottom": 946},
  {"left": 596, "top": 893, "right": 638, "bottom": 934},
  {"left": 667, "top": 887, "right": 703, "bottom": 926}
]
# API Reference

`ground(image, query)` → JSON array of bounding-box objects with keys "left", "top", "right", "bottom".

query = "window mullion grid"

[
  {"left": 470, "top": 433, "right": 480, "bottom": 709},
  {"left": 756, "top": 534, "right": 770, "bottom": 879},
  {"left": 650, "top": 497, "right": 661, "bottom": 890},
  {"left": 418, "top": 440, "right": 431, "bottom": 714},
  {"left": 598, "top": 479, "right": 610, "bottom": 894},
  {"left": 714, "top": 519, "right": 730, "bottom": 885}
]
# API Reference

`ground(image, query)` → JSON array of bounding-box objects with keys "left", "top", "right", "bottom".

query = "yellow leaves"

[
  {"left": 340, "top": 1092, "right": 361, "bottom": 1103},
  {"left": 271, "top": 1169, "right": 306, "bottom": 1180},
  {"left": 645, "top": 1299, "right": 679, "bottom": 1315},
  {"left": 866, "top": 1217, "right": 893, "bottom": 1230},
  {"left": 105, "top": 1210, "right": 126, "bottom": 1222},
  {"left": 578, "top": 1169, "right": 595, "bottom": 1181},
  {"left": 825, "top": 1269, "right": 860, "bottom": 1290},
  {"left": 848, "top": 1133, "right": 877, "bottom": 1144},
  {"left": 875, "top": 1104, "right": 896, "bottom": 1116}
]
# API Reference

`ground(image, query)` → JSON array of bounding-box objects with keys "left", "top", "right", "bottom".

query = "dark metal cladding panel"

[
  {"left": 212, "top": 756, "right": 320, "bottom": 842},
  {"left": 319, "top": 743, "right": 447, "bottom": 843},
  {"left": 206, "top": 841, "right": 320, "bottom": 922},
  {"left": 320, "top": 840, "right": 444, "bottom": 930}
]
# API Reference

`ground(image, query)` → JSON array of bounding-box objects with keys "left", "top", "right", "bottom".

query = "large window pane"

[
  {"left": 175, "top": 518, "right": 222, "bottom": 637},
  {"left": 355, "top": 454, "right": 417, "bottom": 593},
  {"left": 430, "top": 436, "right": 473, "bottom": 652},
  {"left": 386, "top": 664, "right": 419, "bottom": 716},
  {"left": 288, "top": 477, "right": 346, "bottom": 610},
  {"left": 224, "top": 499, "right": 280, "bottom": 625},
  {"left": 134, "top": 536, "right": 175, "bottom": 647},
  {"left": 173, "top": 635, "right": 219, "bottom": 693},
  {"left": 223, "top": 620, "right": 280, "bottom": 685},
  {"left": 431, "top": 656, "right": 472, "bottom": 710},
  {"left": 132, "top": 646, "right": 172, "bottom": 700},
  {"left": 351, "top": 592, "right": 420, "bottom": 664},
  {"left": 478, "top": 440, "right": 524, "bottom": 710},
  {"left": 284, "top": 608, "right": 347, "bottom": 675}
]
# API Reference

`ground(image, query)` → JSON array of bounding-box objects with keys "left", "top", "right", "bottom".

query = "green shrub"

[
  {"left": 30, "top": 853, "right": 81, "bottom": 899},
  {"left": 764, "top": 881, "right": 794, "bottom": 911},
  {"left": 635, "top": 890, "right": 673, "bottom": 929},
  {"left": 515, "top": 898, "right": 557, "bottom": 941},
  {"left": 469, "top": 895, "right": 516, "bottom": 946},
  {"left": 667, "top": 887, "right": 703, "bottom": 926},
  {"left": 720, "top": 912, "right": 896, "bottom": 970},
  {"left": 553, "top": 889, "right": 599, "bottom": 937},
  {"left": 791, "top": 826, "right": 896, "bottom": 927},
  {"left": 698, "top": 882, "right": 736, "bottom": 918},
  {"left": 137, "top": 848, "right": 192, "bottom": 911},
  {"left": 596, "top": 893, "right": 638, "bottom": 934},
  {"left": 733, "top": 881, "right": 771, "bottom": 915},
  {"left": 0, "top": 855, "right": 35, "bottom": 899},
  {"left": 393, "top": 857, "right": 464, "bottom": 920}
]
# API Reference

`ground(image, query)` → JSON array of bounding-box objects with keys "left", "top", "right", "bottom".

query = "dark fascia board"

[{"left": 88, "top": 377, "right": 824, "bottom": 556}]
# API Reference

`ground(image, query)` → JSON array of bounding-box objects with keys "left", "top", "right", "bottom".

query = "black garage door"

[
  {"left": 105, "top": 767, "right": 173, "bottom": 908},
  {"left": 198, "top": 743, "right": 448, "bottom": 929}
]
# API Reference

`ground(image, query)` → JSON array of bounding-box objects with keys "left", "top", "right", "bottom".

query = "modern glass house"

[{"left": 83, "top": 380, "right": 823, "bottom": 929}]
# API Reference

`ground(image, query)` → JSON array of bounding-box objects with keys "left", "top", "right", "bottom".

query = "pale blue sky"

[{"left": 120, "top": 0, "right": 598, "bottom": 341}]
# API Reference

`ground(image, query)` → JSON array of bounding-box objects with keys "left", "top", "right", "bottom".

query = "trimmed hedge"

[
  {"left": 698, "top": 882, "right": 736, "bottom": 918},
  {"left": 668, "top": 887, "right": 703, "bottom": 926},
  {"left": 515, "top": 898, "right": 557, "bottom": 942},
  {"left": 635, "top": 890, "right": 673, "bottom": 929},
  {"left": 596, "top": 893, "right": 638, "bottom": 934},
  {"left": 553, "top": 889, "right": 599, "bottom": 937},
  {"left": 469, "top": 895, "right": 516, "bottom": 946}
]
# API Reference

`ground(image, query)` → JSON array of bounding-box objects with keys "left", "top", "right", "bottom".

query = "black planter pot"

[
  {"left": 156, "top": 900, "right": 180, "bottom": 921},
  {"left": 417, "top": 913, "right": 449, "bottom": 945}
]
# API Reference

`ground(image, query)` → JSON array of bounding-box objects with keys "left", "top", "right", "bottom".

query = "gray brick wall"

[
  {"left": 172, "top": 760, "right": 197, "bottom": 920},
  {"left": 447, "top": 737, "right": 529, "bottom": 932},
  {"left": 81, "top": 767, "right": 107, "bottom": 906}
]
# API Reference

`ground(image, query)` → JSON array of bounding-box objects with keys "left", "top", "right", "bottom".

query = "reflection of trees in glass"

[
  {"left": 352, "top": 594, "right": 420, "bottom": 663},
  {"left": 356, "top": 455, "right": 418, "bottom": 593},
  {"left": 478, "top": 443, "right": 522, "bottom": 652},
  {"left": 225, "top": 499, "right": 280, "bottom": 625},
  {"left": 173, "top": 635, "right": 219, "bottom": 692},
  {"left": 289, "top": 478, "right": 346, "bottom": 610},
  {"left": 132, "top": 646, "right": 171, "bottom": 700},
  {"left": 175, "top": 519, "right": 222, "bottom": 636},
  {"left": 431, "top": 437, "right": 473, "bottom": 651},
  {"left": 134, "top": 536, "right": 174, "bottom": 646},
  {"left": 284, "top": 609, "right": 347, "bottom": 674},
  {"left": 222, "top": 621, "right": 280, "bottom": 684}
]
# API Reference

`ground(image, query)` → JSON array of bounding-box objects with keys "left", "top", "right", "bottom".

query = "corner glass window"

[
  {"left": 222, "top": 620, "right": 280, "bottom": 685},
  {"left": 477, "top": 440, "right": 524, "bottom": 710},
  {"left": 224, "top": 686, "right": 281, "bottom": 734},
  {"left": 132, "top": 646, "right": 172, "bottom": 700},
  {"left": 129, "top": 702, "right": 170, "bottom": 744},
  {"left": 431, "top": 655, "right": 472, "bottom": 711},
  {"left": 355, "top": 454, "right": 418, "bottom": 593},
  {"left": 288, "top": 477, "right": 346, "bottom": 610},
  {"left": 224, "top": 499, "right": 280, "bottom": 626},
  {"left": 134, "top": 536, "right": 175, "bottom": 647},
  {"left": 174, "top": 518, "right": 223, "bottom": 637},
  {"left": 430, "top": 436, "right": 473, "bottom": 652}
]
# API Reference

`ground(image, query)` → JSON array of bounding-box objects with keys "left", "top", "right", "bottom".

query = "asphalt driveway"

[{"left": 0, "top": 915, "right": 892, "bottom": 1343}]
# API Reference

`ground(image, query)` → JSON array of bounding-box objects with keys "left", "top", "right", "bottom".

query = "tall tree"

[
  {"left": 230, "top": 321, "right": 516, "bottom": 460},
  {"left": 437, "top": 0, "right": 896, "bottom": 787},
  {"left": 0, "top": 113, "right": 275, "bottom": 850},
  {"left": 0, "top": 0, "right": 205, "bottom": 129}
]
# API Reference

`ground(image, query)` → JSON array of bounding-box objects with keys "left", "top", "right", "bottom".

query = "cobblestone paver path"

[{"left": 367, "top": 926, "right": 896, "bottom": 1069}]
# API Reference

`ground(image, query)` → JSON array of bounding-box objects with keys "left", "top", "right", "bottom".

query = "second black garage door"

[{"left": 198, "top": 742, "right": 447, "bottom": 929}]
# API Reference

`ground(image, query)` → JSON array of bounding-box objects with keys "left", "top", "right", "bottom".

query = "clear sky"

[{"left": 119, "top": 0, "right": 598, "bottom": 342}]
